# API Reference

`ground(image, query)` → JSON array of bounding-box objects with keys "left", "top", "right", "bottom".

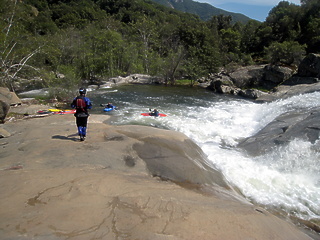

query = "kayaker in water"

[
  {"left": 105, "top": 103, "right": 114, "bottom": 109},
  {"left": 150, "top": 108, "right": 159, "bottom": 117},
  {"left": 71, "top": 88, "right": 92, "bottom": 141}
]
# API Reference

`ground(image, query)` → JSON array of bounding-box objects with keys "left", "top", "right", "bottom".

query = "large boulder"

[
  {"left": 116, "top": 125, "right": 230, "bottom": 189},
  {"left": 256, "top": 82, "right": 320, "bottom": 102},
  {"left": 207, "top": 54, "right": 320, "bottom": 100},
  {"left": 0, "top": 87, "right": 22, "bottom": 106},
  {"left": 257, "top": 53, "right": 320, "bottom": 101},
  {"left": 207, "top": 72, "right": 239, "bottom": 94},
  {"left": 263, "top": 65, "right": 295, "bottom": 85},
  {"left": 238, "top": 89, "right": 265, "bottom": 99},
  {"left": 207, "top": 67, "right": 270, "bottom": 99},
  {"left": 0, "top": 114, "right": 313, "bottom": 240},
  {"left": 228, "top": 65, "right": 294, "bottom": 90},
  {"left": 0, "top": 87, "right": 22, "bottom": 122},
  {"left": 108, "top": 74, "right": 164, "bottom": 86},
  {"left": 0, "top": 127, "right": 10, "bottom": 137},
  {"left": 281, "top": 53, "right": 320, "bottom": 86},
  {"left": 0, "top": 100, "right": 10, "bottom": 123},
  {"left": 228, "top": 65, "right": 265, "bottom": 88},
  {"left": 238, "top": 109, "right": 320, "bottom": 156},
  {"left": 283, "top": 76, "right": 320, "bottom": 85},
  {"left": 298, "top": 53, "right": 320, "bottom": 78}
]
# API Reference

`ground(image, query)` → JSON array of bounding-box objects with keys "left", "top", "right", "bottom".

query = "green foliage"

[
  {"left": 220, "top": 28, "right": 241, "bottom": 54},
  {"left": 264, "top": 41, "right": 306, "bottom": 65},
  {"left": 0, "top": 0, "right": 42, "bottom": 90},
  {"left": 152, "top": 0, "right": 251, "bottom": 23},
  {"left": 266, "top": 1, "right": 302, "bottom": 42},
  {"left": 209, "top": 15, "right": 232, "bottom": 31},
  {"left": 0, "top": 0, "right": 319, "bottom": 93},
  {"left": 42, "top": 65, "right": 80, "bottom": 101},
  {"left": 299, "top": 0, "right": 320, "bottom": 52}
]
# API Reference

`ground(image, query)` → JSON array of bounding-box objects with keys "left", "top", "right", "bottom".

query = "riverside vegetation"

[{"left": 1, "top": 0, "right": 320, "bottom": 100}]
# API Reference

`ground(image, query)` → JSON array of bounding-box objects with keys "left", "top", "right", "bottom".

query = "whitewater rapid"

[{"left": 92, "top": 86, "right": 320, "bottom": 224}]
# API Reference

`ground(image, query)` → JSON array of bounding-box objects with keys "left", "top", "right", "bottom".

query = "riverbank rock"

[
  {"left": 229, "top": 65, "right": 266, "bottom": 88},
  {"left": 0, "top": 100, "right": 10, "bottom": 123},
  {"left": 118, "top": 125, "right": 229, "bottom": 188},
  {"left": 207, "top": 67, "right": 268, "bottom": 99},
  {"left": 206, "top": 54, "right": 320, "bottom": 100},
  {"left": 0, "top": 87, "right": 22, "bottom": 106},
  {"left": 263, "top": 64, "right": 295, "bottom": 85},
  {"left": 252, "top": 54, "right": 320, "bottom": 101},
  {"left": 0, "top": 127, "right": 10, "bottom": 137},
  {"left": 206, "top": 65, "right": 296, "bottom": 99},
  {"left": 238, "top": 109, "right": 320, "bottom": 156},
  {"left": 0, "top": 114, "right": 312, "bottom": 240},
  {"left": 0, "top": 88, "right": 21, "bottom": 122},
  {"left": 256, "top": 81, "right": 320, "bottom": 102},
  {"left": 106, "top": 74, "right": 164, "bottom": 87},
  {"left": 298, "top": 53, "right": 320, "bottom": 78}
]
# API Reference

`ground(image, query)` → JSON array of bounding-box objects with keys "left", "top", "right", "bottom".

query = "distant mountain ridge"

[{"left": 151, "top": 0, "right": 252, "bottom": 23}]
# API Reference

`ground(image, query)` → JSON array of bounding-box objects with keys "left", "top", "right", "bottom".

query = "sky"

[{"left": 195, "top": 0, "right": 301, "bottom": 22}]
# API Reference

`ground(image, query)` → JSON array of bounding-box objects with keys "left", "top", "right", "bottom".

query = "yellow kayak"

[
  {"left": 37, "top": 109, "right": 76, "bottom": 115},
  {"left": 48, "top": 108, "right": 73, "bottom": 112},
  {"left": 48, "top": 109, "right": 61, "bottom": 112}
]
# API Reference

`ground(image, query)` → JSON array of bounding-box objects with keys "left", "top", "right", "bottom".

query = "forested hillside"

[
  {"left": 0, "top": 0, "right": 319, "bottom": 99},
  {"left": 151, "top": 0, "right": 251, "bottom": 23}
]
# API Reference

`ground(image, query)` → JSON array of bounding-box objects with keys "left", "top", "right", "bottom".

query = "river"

[{"left": 89, "top": 84, "right": 319, "bottom": 236}]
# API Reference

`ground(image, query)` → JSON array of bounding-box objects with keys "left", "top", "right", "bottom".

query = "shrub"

[{"left": 264, "top": 41, "right": 306, "bottom": 66}]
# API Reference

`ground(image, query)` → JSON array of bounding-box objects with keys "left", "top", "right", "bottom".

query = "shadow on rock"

[{"left": 52, "top": 134, "right": 79, "bottom": 142}]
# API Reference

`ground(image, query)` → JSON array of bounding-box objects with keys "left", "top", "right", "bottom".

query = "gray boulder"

[
  {"left": 208, "top": 72, "right": 238, "bottom": 94},
  {"left": 238, "top": 109, "right": 320, "bottom": 156},
  {"left": 207, "top": 66, "right": 273, "bottom": 99},
  {"left": 228, "top": 65, "right": 265, "bottom": 88},
  {"left": 0, "top": 87, "right": 22, "bottom": 106},
  {"left": 263, "top": 65, "right": 295, "bottom": 85},
  {"left": 283, "top": 76, "right": 319, "bottom": 85},
  {"left": 256, "top": 81, "right": 320, "bottom": 102},
  {"left": 207, "top": 53, "right": 320, "bottom": 100},
  {"left": 109, "top": 74, "right": 165, "bottom": 86},
  {"left": 0, "top": 100, "right": 10, "bottom": 123},
  {"left": 0, "top": 127, "right": 10, "bottom": 137},
  {"left": 0, "top": 87, "right": 22, "bottom": 123},
  {"left": 298, "top": 53, "right": 320, "bottom": 78},
  {"left": 238, "top": 89, "right": 265, "bottom": 99}
]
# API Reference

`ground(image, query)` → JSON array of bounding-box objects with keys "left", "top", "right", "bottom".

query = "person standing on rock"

[{"left": 71, "top": 88, "right": 92, "bottom": 141}]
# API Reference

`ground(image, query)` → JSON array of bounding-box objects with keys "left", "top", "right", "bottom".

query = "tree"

[
  {"left": 266, "top": 1, "right": 302, "bottom": 42},
  {"left": 240, "top": 20, "right": 261, "bottom": 55},
  {"left": 0, "top": 0, "right": 41, "bottom": 91},
  {"left": 264, "top": 41, "right": 306, "bottom": 66},
  {"left": 208, "top": 14, "right": 232, "bottom": 31},
  {"left": 304, "top": 17, "right": 320, "bottom": 52},
  {"left": 220, "top": 28, "right": 241, "bottom": 54},
  {"left": 162, "top": 46, "right": 186, "bottom": 85},
  {"left": 76, "top": 22, "right": 148, "bottom": 79},
  {"left": 129, "top": 16, "right": 158, "bottom": 74},
  {"left": 299, "top": 0, "right": 320, "bottom": 53}
]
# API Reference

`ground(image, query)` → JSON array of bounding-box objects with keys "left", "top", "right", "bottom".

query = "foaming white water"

[
  {"left": 170, "top": 93, "right": 320, "bottom": 221},
  {"left": 203, "top": 139, "right": 320, "bottom": 220},
  {"left": 100, "top": 88, "right": 320, "bottom": 222}
]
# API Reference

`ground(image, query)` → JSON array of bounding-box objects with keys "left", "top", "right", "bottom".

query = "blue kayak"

[{"left": 103, "top": 106, "right": 116, "bottom": 112}]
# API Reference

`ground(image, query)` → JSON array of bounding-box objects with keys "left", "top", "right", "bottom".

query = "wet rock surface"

[{"left": 238, "top": 109, "right": 320, "bottom": 156}]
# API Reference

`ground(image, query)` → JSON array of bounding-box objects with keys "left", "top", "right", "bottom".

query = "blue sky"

[{"left": 195, "top": 0, "right": 301, "bottom": 22}]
